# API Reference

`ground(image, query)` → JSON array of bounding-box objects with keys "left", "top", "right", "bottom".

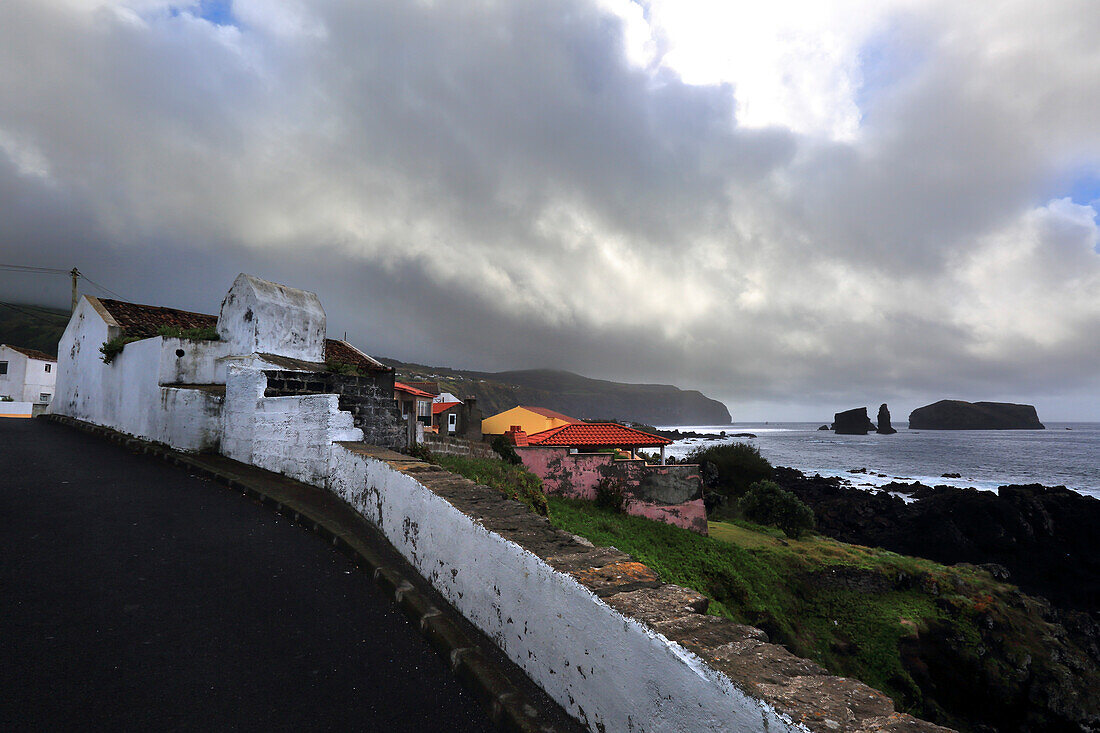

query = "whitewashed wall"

[
  {"left": 328, "top": 446, "right": 794, "bottom": 733},
  {"left": 221, "top": 366, "right": 362, "bottom": 486},
  {"left": 0, "top": 345, "right": 56, "bottom": 404},
  {"left": 55, "top": 303, "right": 223, "bottom": 452}
]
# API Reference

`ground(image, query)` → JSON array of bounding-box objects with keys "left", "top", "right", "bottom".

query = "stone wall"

[
  {"left": 263, "top": 369, "right": 404, "bottom": 449},
  {"left": 421, "top": 434, "right": 496, "bottom": 459},
  {"left": 517, "top": 447, "right": 709, "bottom": 534}
]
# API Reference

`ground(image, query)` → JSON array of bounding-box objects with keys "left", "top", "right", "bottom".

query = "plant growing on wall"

[
  {"left": 155, "top": 325, "right": 220, "bottom": 340},
  {"left": 99, "top": 335, "right": 142, "bottom": 364}
]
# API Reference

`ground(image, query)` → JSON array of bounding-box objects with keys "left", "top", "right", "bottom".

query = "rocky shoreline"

[{"left": 770, "top": 465, "right": 1100, "bottom": 732}]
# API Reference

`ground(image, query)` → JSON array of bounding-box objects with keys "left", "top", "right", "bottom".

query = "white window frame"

[
  {"left": 448, "top": 412, "right": 458, "bottom": 431},
  {"left": 44, "top": 363, "right": 51, "bottom": 373},
  {"left": 40, "top": 393, "right": 51, "bottom": 403}
]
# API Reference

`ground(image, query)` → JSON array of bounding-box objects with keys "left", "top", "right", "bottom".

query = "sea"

[{"left": 659, "top": 422, "right": 1100, "bottom": 501}]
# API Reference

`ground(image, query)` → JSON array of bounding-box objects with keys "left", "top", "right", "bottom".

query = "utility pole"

[{"left": 70, "top": 268, "right": 80, "bottom": 314}]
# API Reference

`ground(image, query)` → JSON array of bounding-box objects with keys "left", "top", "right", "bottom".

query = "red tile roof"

[
  {"left": 97, "top": 298, "right": 217, "bottom": 339},
  {"left": 522, "top": 406, "right": 581, "bottom": 423},
  {"left": 3, "top": 344, "right": 57, "bottom": 362},
  {"left": 527, "top": 422, "right": 672, "bottom": 448},
  {"left": 432, "top": 401, "right": 462, "bottom": 415},
  {"left": 324, "top": 339, "right": 390, "bottom": 373},
  {"left": 394, "top": 381, "right": 434, "bottom": 399}
]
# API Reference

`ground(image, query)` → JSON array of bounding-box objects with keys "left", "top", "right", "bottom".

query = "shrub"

[
  {"left": 686, "top": 442, "right": 772, "bottom": 497},
  {"left": 156, "top": 325, "right": 220, "bottom": 340},
  {"left": 406, "top": 443, "right": 433, "bottom": 461},
  {"left": 99, "top": 335, "right": 142, "bottom": 364},
  {"left": 593, "top": 475, "right": 626, "bottom": 513},
  {"left": 738, "top": 480, "right": 815, "bottom": 538},
  {"left": 490, "top": 435, "right": 522, "bottom": 465}
]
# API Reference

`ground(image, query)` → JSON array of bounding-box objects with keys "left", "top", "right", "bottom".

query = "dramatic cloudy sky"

[{"left": 2, "top": 0, "right": 1099, "bottom": 420}]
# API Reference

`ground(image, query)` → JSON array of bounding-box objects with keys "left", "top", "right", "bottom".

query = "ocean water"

[{"left": 659, "top": 422, "right": 1100, "bottom": 500}]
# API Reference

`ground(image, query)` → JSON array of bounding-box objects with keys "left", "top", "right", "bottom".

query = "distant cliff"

[
  {"left": 908, "top": 400, "right": 1045, "bottom": 430},
  {"left": 381, "top": 360, "right": 731, "bottom": 425}
]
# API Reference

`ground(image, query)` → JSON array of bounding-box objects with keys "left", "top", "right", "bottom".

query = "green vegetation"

[
  {"left": 433, "top": 453, "right": 548, "bottom": 517},
  {"left": 99, "top": 335, "right": 143, "bottom": 364},
  {"left": 101, "top": 325, "right": 220, "bottom": 363},
  {"left": 325, "top": 360, "right": 375, "bottom": 377},
  {"left": 155, "top": 325, "right": 220, "bottom": 340},
  {"left": 489, "top": 434, "right": 522, "bottom": 465},
  {"left": 0, "top": 302, "right": 68, "bottom": 356},
  {"left": 547, "top": 496, "right": 1090, "bottom": 729},
  {"left": 738, "top": 480, "right": 815, "bottom": 538},
  {"left": 687, "top": 442, "right": 772, "bottom": 498}
]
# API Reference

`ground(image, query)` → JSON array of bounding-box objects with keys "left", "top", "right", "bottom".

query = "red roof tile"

[
  {"left": 3, "top": 344, "right": 57, "bottom": 362},
  {"left": 432, "top": 401, "right": 462, "bottom": 415},
  {"left": 324, "top": 339, "right": 390, "bottom": 373},
  {"left": 527, "top": 422, "right": 672, "bottom": 448},
  {"left": 522, "top": 406, "right": 581, "bottom": 423},
  {"left": 97, "top": 298, "right": 217, "bottom": 339},
  {"left": 394, "top": 381, "right": 434, "bottom": 398}
]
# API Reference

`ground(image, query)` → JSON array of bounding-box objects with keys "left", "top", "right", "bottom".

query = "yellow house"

[{"left": 481, "top": 405, "right": 581, "bottom": 437}]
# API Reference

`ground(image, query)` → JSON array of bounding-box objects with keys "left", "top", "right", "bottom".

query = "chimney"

[{"left": 505, "top": 425, "right": 528, "bottom": 447}]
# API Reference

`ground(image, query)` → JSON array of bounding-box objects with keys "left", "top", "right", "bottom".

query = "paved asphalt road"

[{"left": 0, "top": 418, "right": 493, "bottom": 731}]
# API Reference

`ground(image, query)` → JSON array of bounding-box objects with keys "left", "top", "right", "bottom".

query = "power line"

[
  {"left": 78, "top": 273, "right": 127, "bottom": 301},
  {"left": 0, "top": 301, "right": 69, "bottom": 326},
  {"left": 0, "top": 264, "right": 71, "bottom": 275}
]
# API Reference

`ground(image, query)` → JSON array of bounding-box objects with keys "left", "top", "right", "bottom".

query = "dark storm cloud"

[{"left": 1, "top": 0, "right": 1099, "bottom": 420}]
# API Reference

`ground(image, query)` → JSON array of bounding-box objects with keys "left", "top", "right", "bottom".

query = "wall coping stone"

[{"left": 336, "top": 442, "right": 954, "bottom": 733}]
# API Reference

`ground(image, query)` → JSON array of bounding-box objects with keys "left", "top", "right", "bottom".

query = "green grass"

[
  {"left": 433, "top": 454, "right": 549, "bottom": 517},
  {"left": 547, "top": 496, "right": 1023, "bottom": 722}
]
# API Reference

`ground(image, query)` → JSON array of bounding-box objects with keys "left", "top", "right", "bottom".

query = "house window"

[
  {"left": 448, "top": 413, "right": 458, "bottom": 431},
  {"left": 44, "top": 363, "right": 51, "bottom": 373},
  {"left": 417, "top": 400, "right": 431, "bottom": 418},
  {"left": 0, "top": 362, "right": 7, "bottom": 375},
  {"left": 401, "top": 403, "right": 410, "bottom": 419},
  {"left": 40, "top": 393, "right": 51, "bottom": 403}
]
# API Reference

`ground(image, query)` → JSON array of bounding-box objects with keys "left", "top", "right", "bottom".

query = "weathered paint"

[
  {"left": 221, "top": 366, "right": 362, "bottom": 486},
  {"left": 217, "top": 273, "right": 326, "bottom": 362},
  {"left": 55, "top": 301, "right": 223, "bottom": 451},
  {"left": 517, "top": 447, "right": 708, "bottom": 534},
  {"left": 328, "top": 445, "right": 795, "bottom": 732}
]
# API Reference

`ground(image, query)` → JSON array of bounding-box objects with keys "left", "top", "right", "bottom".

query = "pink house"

[{"left": 512, "top": 423, "right": 708, "bottom": 535}]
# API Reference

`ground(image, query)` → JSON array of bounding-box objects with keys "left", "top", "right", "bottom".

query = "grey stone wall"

[
  {"left": 422, "top": 434, "right": 496, "bottom": 459},
  {"left": 263, "top": 370, "right": 405, "bottom": 449}
]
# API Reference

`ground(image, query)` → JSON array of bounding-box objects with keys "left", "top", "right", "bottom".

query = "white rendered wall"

[
  {"left": 328, "top": 446, "right": 795, "bottom": 733},
  {"left": 55, "top": 304, "right": 222, "bottom": 452},
  {"left": 217, "top": 273, "right": 326, "bottom": 362},
  {"left": 0, "top": 346, "right": 56, "bottom": 404},
  {"left": 221, "top": 366, "right": 362, "bottom": 486}
]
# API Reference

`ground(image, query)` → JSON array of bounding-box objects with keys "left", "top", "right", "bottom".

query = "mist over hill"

[{"left": 381, "top": 360, "right": 732, "bottom": 425}]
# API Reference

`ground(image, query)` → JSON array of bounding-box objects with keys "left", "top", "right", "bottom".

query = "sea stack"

[
  {"left": 908, "top": 400, "right": 1045, "bottom": 430},
  {"left": 876, "top": 404, "right": 897, "bottom": 434},
  {"left": 833, "top": 407, "right": 876, "bottom": 435}
]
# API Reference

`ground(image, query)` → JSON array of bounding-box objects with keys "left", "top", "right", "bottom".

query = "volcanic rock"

[
  {"left": 833, "top": 407, "right": 876, "bottom": 435},
  {"left": 876, "top": 403, "right": 897, "bottom": 434},
  {"left": 908, "top": 400, "right": 1045, "bottom": 430}
]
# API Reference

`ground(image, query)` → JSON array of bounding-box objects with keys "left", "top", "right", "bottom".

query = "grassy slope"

[
  {"left": 0, "top": 303, "right": 69, "bottom": 356},
  {"left": 548, "top": 496, "right": 1095, "bottom": 730}
]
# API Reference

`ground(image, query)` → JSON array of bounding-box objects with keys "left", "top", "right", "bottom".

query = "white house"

[
  {"left": 53, "top": 274, "right": 401, "bottom": 483},
  {"left": 0, "top": 344, "right": 57, "bottom": 414}
]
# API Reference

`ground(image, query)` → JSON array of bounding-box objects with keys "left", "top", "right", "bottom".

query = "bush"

[
  {"left": 686, "top": 442, "right": 772, "bottom": 497},
  {"left": 738, "top": 480, "right": 815, "bottom": 538},
  {"left": 99, "top": 335, "right": 142, "bottom": 364},
  {"left": 406, "top": 443, "right": 433, "bottom": 461},
  {"left": 490, "top": 435, "right": 521, "bottom": 465},
  {"left": 593, "top": 475, "right": 626, "bottom": 513},
  {"left": 156, "top": 325, "right": 219, "bottom": 340}
]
